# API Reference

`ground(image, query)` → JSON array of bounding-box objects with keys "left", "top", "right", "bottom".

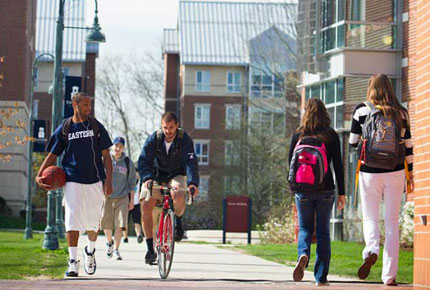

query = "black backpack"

[
  {"left": 61, "top": 116, "right": 101, "bottom": 148},
  {"left": 358, "top": 102, "right": 405, "bottom": 170}
]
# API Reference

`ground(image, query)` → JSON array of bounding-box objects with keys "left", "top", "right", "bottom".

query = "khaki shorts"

[
  {"left": 140, "top": 175, "right": 187, "bottom": 202},
  {"left": 101, "top": 195, "right": 129, "bottom": 230}
]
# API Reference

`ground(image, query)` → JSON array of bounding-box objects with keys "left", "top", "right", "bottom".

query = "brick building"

[
  {"left": 163, "top": 1, "right": 297, "bottom": 220},
  {"left": 33, "top": 0, "right": 98, "bottom": 132},
  {"left": 0, "top": 0, "right": 37, "bottom": 215},
  {"left": 404, "top": 0, "right": 430, "bottom": 287},
  {"left": 0, "top": 0, "right": 99, "bottom": 216},
  {"left": 299, "top": 0, "right": 430, "bottom": 286},
  {"left": 298, "top": 0, "right": 406, "bottom": 241}
]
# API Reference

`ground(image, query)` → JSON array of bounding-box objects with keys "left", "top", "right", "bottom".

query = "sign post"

[{"left": 222, "top": 196, "right": 252, "bottom": 244}]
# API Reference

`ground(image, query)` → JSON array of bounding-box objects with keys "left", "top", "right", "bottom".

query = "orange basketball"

[{"left": 41, "top": 166, "right": 66, "bottom": 190}]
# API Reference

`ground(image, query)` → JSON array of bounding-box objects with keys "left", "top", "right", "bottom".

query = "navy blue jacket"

[{"left": 138, "top": 130, "right": 199, "bottom": 187}]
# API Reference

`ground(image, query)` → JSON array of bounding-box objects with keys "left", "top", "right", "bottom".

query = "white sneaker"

[
  {"left": 83, "top": 246, "right": 96, "bottom": 275},
  {"left": 65, "top": 258, "right": 80, "bottom": 277},
  {"left": 106, "top": 241, "right": 114, "bottom": 258},
  {"left": 113, "top": 249, "right": 122, "bottom": 260}
]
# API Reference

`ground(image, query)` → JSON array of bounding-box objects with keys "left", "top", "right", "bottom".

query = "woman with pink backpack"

[
  {"left": 288, "top": 98, "right": 345, "bottom": 286},
  {"left": 349, "top": 74, "right": 414, "bottom": 286}
]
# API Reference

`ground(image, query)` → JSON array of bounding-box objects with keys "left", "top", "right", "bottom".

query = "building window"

[
  {"left": 62, "top": 67, "right": 69, "bottom": 78},
  {"left": 197, "top": 176, "right": 209, "bottom": 201},
  {"left": 324, "top": 78, "right": 344, "bottom": 129},
  {"left": 225, "top": 105, "right": 241, "bottom": 129},
  {"left": 250, "top": 110, "right": 285, "bottom": 135},
  {"left": 194, "top": 104, "right": 210, "bottom": 129},
  {"left": 33, "top": 67, "right": 39, "bottom": 89},
  {"left": 194, "top": 140, "right": 210, "bottom": 165},
  {"left": 224, "top": 175, "right": 240, "bottom": 195},
  {"left": 305, "top": 78, "right": 344, "bottom": 129},
  {"left": 33, "top": 100, "right": 39, "bottom": 119},
  {"left": 250, "top": 69, "right": 283, "bottom": 98},
  {"left": 225, "top": 140, "right": 240, "bottom": 166},
  {"left": 196, "top": 70, "right": 210, "bottom": 92},
  {"left": 227, "top": 72, "right": 241, "bottom": 93}
]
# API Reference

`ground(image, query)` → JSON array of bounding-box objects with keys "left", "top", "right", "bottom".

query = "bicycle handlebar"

[{"left": 145, "top": 181, "right": 194, "bottom": 205}]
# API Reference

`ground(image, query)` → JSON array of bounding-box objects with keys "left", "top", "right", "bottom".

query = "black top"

[
  {"left": 288, "top": 127, "right": 345, "bottom": 196},
  {"left": 349, "top": 102, "right": 414, "bottom": 173}
]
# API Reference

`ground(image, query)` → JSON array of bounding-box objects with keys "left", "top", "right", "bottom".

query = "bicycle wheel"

[{"left": 157, "top": 209, "right": 175, "bottom": 279}]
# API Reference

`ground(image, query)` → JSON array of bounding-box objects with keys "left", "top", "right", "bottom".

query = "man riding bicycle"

[{"left": 138, "top": 111, "right": 199, "bottom": 265}]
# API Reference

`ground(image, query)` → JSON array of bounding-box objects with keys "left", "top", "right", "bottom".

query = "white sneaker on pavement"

[
  {"left": 65, "top": 258, "right": 80, "bottom": 277},
  {"left": 113, "top": 249, "right": 122, "bottom": 260},
  {"left": 83, "top": 246, "right": 96, "bottom": 275},
  {"left": 106, "top": 241, "right": 114, "bottom": 258}
]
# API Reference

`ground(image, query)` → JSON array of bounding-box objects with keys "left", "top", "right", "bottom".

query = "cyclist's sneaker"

[
  {"left": 123, "top": 237, "right": 129, "bottom": 243},
  {"left": 65, "top": 258, "right": 80, "bottom": 277},
  {"left": 106, "top": 241, "right": 114, "bottom": 258},
  {"left": 137, "top": 235, "right": 144, "bottom": 244},
  {"left": 145, "top": 251, "right": 157, "bottom": 265},
  {"left": 113, "top": 249, "right": 122, "bottom": 260},
  {"left": 174, "top": 223, "right": 184, "bottom": 242},
  {"left": 83, "top": 246, "right": 96, "bottom": 275}
]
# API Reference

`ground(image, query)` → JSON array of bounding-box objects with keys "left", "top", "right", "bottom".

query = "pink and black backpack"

[{"left": 288, "top": 137, "right": 328, "bottom": 193}]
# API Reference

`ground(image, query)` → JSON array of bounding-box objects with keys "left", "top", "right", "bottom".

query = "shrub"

[
  {"left": 0, "top": 196, "right": 11, "bottom": 216},
  {"left": 399, "top": 201, "right": 414, "bottom": 248},
  {"left": 257, "top": 203, "right": 295, "bottom": 244}
]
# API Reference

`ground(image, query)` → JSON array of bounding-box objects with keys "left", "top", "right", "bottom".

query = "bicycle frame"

[
  {"left": 146, "top": 182, "right": 194, "bottom": 279},
  {"left": 155, "top": 186, "right": 175, "bottom": 279}
]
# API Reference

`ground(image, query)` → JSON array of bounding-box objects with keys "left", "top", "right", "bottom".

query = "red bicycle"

[{"left": 148, "top": 183, "right": 194, "bottom": 279}]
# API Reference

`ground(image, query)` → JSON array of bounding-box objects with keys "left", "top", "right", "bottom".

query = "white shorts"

[{"left": 63, "top": 181, "right": 104, "bottom": 232}]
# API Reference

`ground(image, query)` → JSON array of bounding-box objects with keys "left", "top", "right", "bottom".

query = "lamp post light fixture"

[
  {"left": 24, "top": 53, "right": 55, "bottom": 240},
  {"left": 42, "top": 0, "right": 105, "bottom": 250}
]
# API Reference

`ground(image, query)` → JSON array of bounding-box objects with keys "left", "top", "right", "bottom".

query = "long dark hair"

[
  {"left": 366, "top": 74, "right": 409, "bottom": 128},
  {"left": 297, "top": 98, "right": 331, "bottom": 141}
]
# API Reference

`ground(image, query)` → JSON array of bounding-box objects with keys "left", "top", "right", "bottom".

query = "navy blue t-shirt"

[{"left": 47, "top": 119, "right": 112, "bottom": 184}]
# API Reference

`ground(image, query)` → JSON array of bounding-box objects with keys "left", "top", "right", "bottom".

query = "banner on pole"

[
  {"left": 64, "top": 76, "right": 83, "bottom": 119},
  {"left": 33, "top": 120, "right": 48, "bottom": 152}
]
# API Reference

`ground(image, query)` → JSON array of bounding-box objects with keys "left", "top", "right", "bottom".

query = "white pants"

[
  {"left": 63, "top": 181, "right": 104, "bottom": 232},
  {"left": 359, "top": 170, "right": 405, "bottom": 284}
]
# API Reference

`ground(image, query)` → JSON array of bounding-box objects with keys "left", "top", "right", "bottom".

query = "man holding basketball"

[
  {"left": 35, "top": 92, "right": 113, "bottom": 277},
  {"left": 138, "top": 111, "right": 199, "bottom": 265}
]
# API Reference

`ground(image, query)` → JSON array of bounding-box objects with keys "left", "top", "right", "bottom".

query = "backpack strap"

[
  {"left": 176, "top": 128, "right": 184, "bottom": 156},
  {"left": 354, "top": 138, "right": 367, "bottom": 207},
  {"left": 88, "top": 117, "right": 101, "bottom": 145},
  {"left": 125, "top": 156, "right": 130, "bottom": 180},
  {"left": 61, "top": 117, "right": 73, "bottom": 148},
  {"left": 155, "top": 128, "right": 163, "bottom": 154},
  {"left": 404, "top": 160, "right": 412, "bottom": 194}
]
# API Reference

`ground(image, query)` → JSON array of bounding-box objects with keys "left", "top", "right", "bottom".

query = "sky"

[
  {"left": 86, "top": 0, "right": 288, "bottom": 58},
  {"left": 86, "top": 0, "right": 179, "bottom": 57}
]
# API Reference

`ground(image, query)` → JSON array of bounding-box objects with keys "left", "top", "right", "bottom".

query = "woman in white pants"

[{"left": 349, "top": 74, "right": 414, "bottom": 286}]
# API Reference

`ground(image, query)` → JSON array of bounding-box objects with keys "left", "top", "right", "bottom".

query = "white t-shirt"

[
  {"left": 133, "top": 185, "right": 139, "bottom": 205},
  {"left": 165, "top": 141, "right": 172, "bottom": 154}
]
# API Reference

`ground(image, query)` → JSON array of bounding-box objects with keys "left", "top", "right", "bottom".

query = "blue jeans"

[{"left": 295, "top": 191, "right": 335, "bottom": 283}]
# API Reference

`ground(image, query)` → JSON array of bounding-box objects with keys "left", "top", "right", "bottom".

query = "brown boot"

[{"left": 357, "top": 253, "right": 378, "bottom": 279}]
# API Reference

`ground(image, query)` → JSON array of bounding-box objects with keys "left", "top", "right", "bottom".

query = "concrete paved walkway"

[{"left": 0, "top": 233, "right": 412, "bottom": 289}]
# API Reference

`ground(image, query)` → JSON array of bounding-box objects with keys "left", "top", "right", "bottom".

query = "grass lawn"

[
  {"left": 0, "top": 231, "right": 68, "bottom": 279},
  {"left": 233, "top": 241, "right": 413, "bottom": 284}
]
